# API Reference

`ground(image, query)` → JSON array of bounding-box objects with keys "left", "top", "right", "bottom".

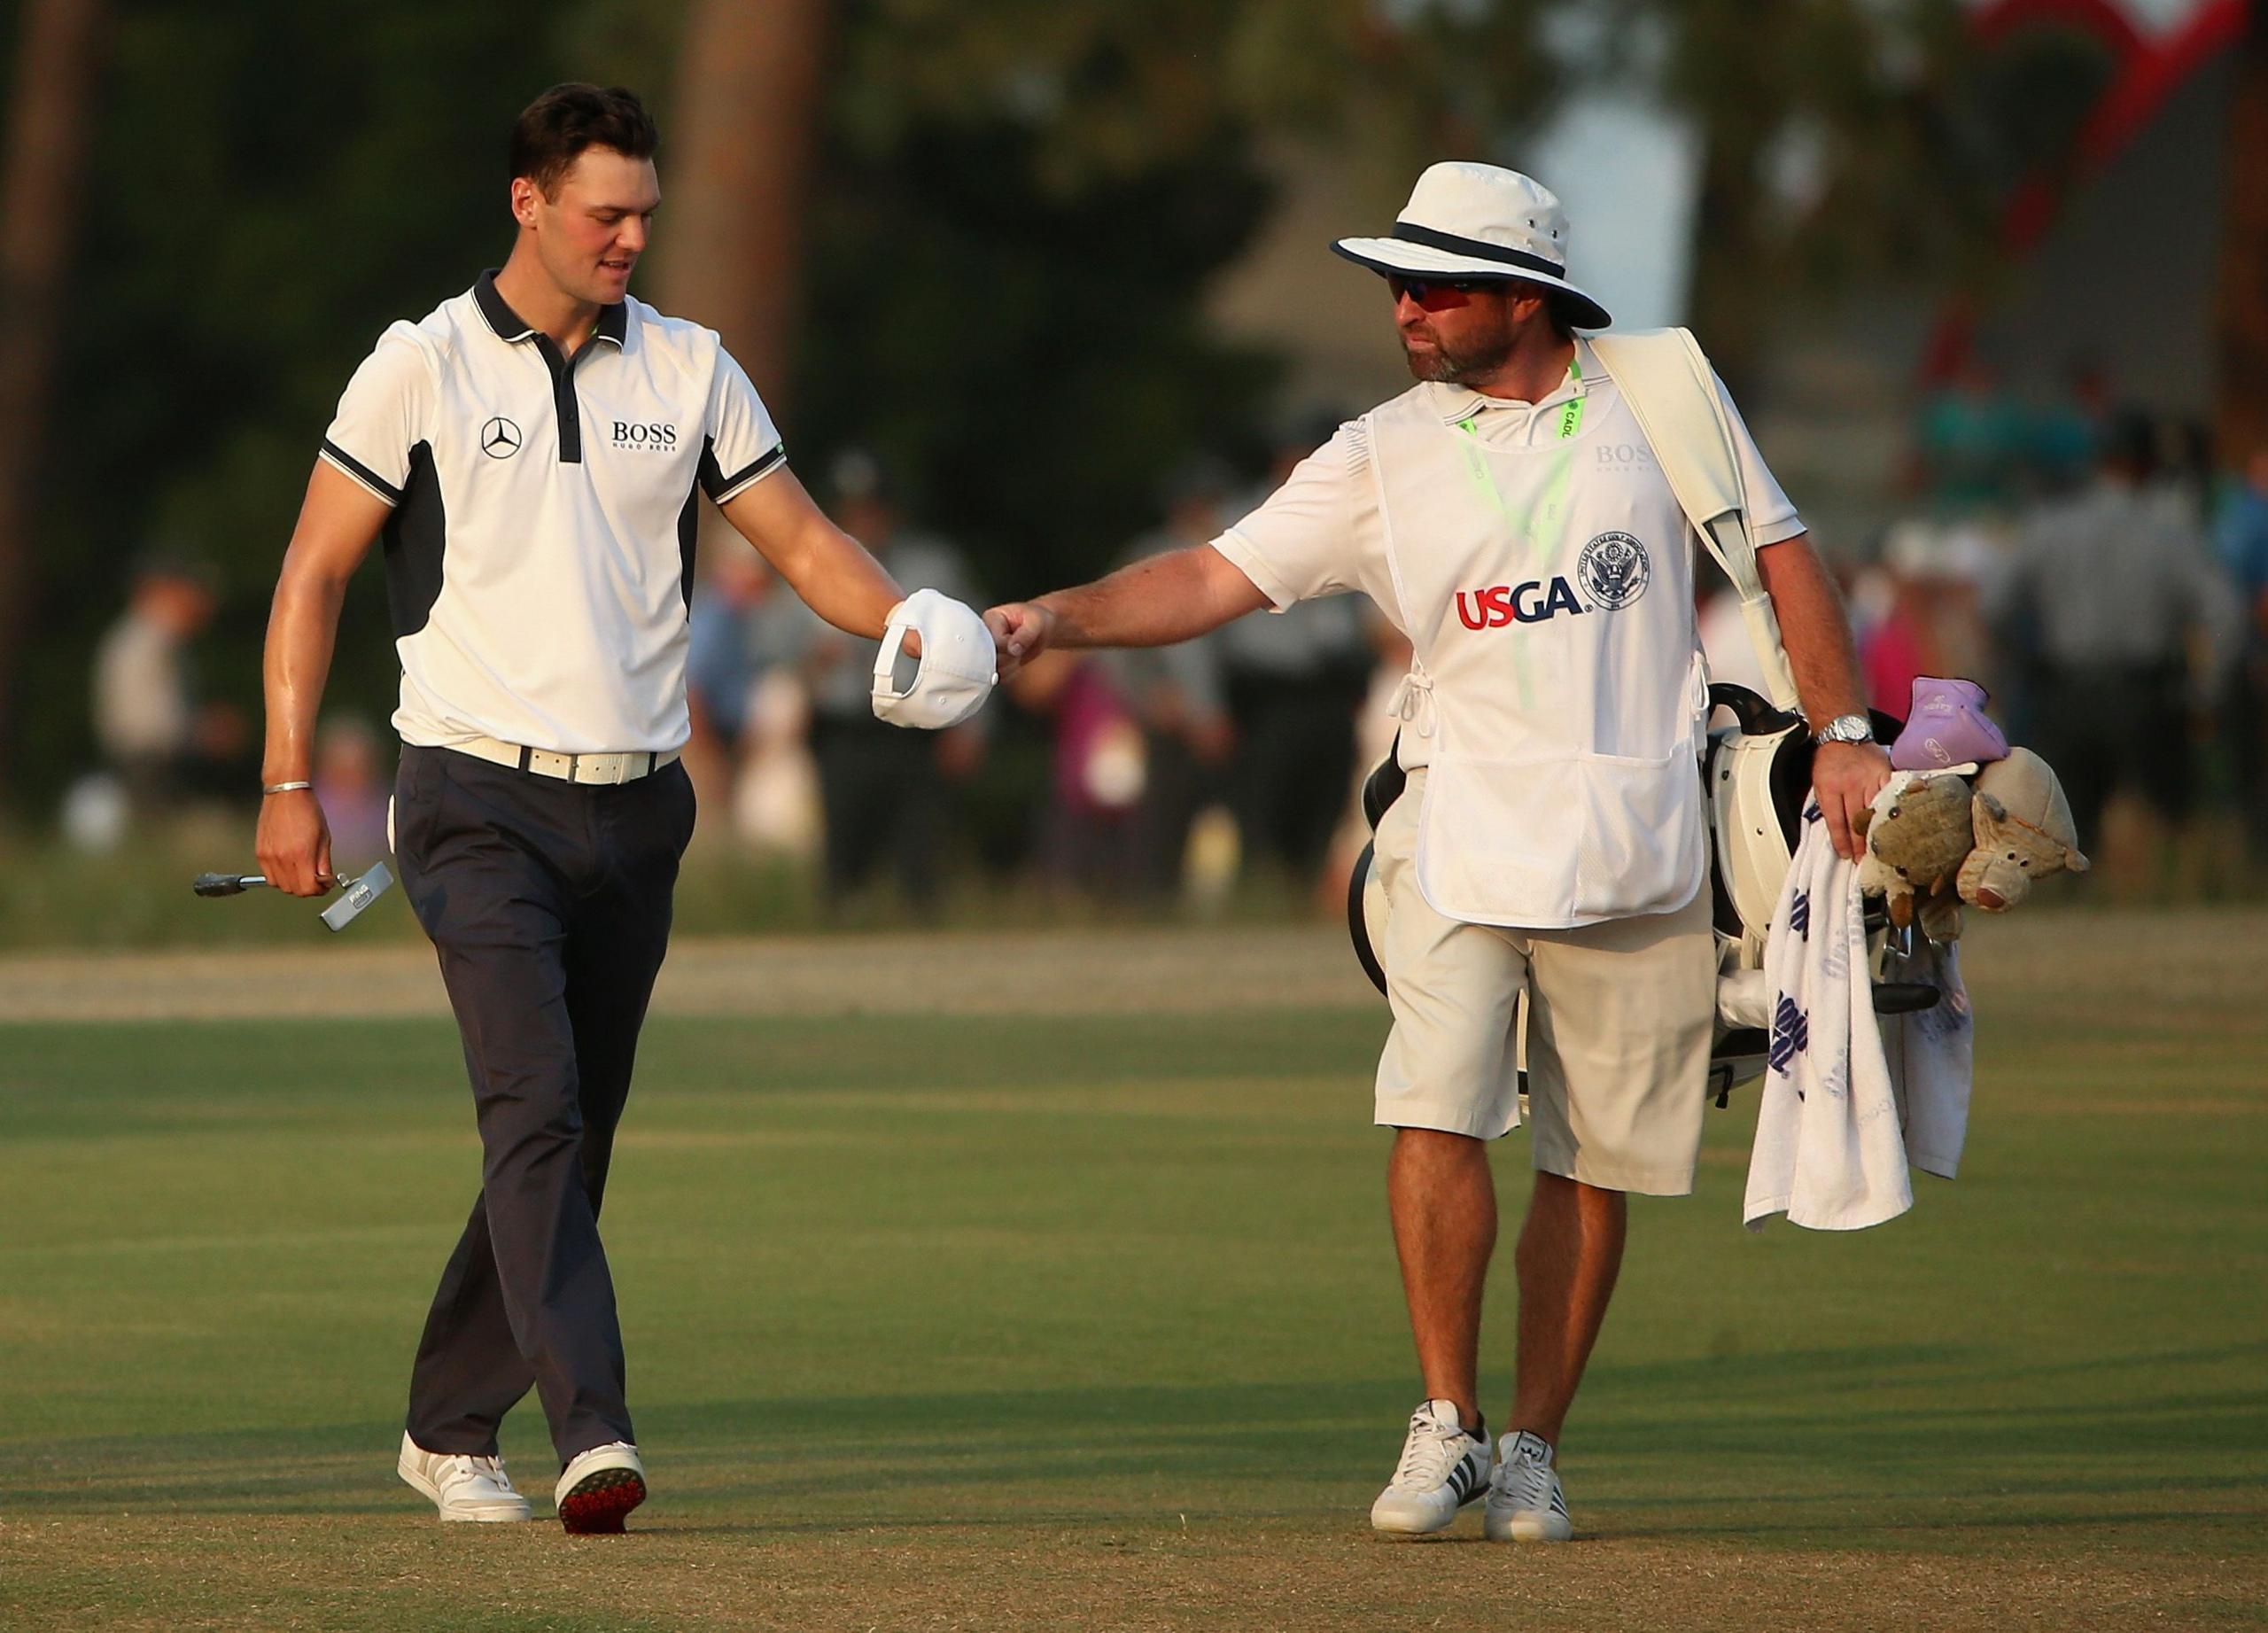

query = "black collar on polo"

[
  {"left": 1390, "top": 223, "right": 1567, "bottom": 280},
  {"left": 473, "top": 269, "right": 627, "bottom": 348},
  {"left": 470, "top": 269, "right": 627, "bottom": 463}
]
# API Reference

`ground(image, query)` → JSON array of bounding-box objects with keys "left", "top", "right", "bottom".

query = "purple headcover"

[{"left": 1891, "top": 676, "right": 2010, "bottom": 771}]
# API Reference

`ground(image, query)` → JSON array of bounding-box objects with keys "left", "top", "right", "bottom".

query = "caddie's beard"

[{"left": 1400, "top": 321, "right": 1519, "bottom": 385}]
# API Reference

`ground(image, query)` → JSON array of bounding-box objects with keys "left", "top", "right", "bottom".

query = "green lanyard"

[
  {"left": 1456, "top": 353, "right": 1586, "bottom": 443},
  {"left": 1555, "top": 353, "right": 1584, "bottom": 441}
]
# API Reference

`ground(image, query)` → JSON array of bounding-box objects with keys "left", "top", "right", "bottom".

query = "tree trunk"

[
  {"left": 0, "top": 0, "right": 106, "bottom": 777},
  {"left": 653, "top": 0, "right": 830, "bottom": 409},
  {"left": 1674, "top": 0, "right": 1780, "bottom": 403},
  {"left": 2217, "top": 0, "right": 2268, "bottom": 466}
]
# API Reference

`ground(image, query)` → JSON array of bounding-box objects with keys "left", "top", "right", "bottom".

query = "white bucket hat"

[
  {"left": 872, "top": 588, "right": 998, "bottom": 730},
  {"left": 1332, "top": 161, "right": 1612, "bottom": 330}
]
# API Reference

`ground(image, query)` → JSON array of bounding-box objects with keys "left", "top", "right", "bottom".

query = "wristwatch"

[{"left": 1811, "top": 712, "right": 1874, "bottom": 746}]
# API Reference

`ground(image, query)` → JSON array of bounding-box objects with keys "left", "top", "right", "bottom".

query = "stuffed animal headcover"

[
  {"left": 1855, "top": 771, "right": 1975, "bottom": 942},
  {"left": 1957, "top": 748, "right": 2090, "bottom": 911}
]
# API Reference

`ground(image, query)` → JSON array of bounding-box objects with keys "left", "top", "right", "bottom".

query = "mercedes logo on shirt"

[{"left": 479, "top": 416, "right": 524, "bottom": 459}]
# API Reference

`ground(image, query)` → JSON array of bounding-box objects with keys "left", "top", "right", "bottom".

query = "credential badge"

[{"left": 1578, "top": 531, "right": 1651, "bottom": 610}]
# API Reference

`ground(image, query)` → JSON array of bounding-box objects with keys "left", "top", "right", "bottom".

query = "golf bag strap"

[{"left": 1588, "top": 328, "right": 1801, "bottom": 713}]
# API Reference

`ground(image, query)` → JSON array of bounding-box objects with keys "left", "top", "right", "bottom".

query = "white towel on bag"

[{"left": 1744, "top": 798, "right": 1956, "bottom": 1231}]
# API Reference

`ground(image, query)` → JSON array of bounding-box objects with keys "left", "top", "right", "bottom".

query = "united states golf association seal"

[{"left": 1578, "top": 531, "right": 1651, "bottom": 610}]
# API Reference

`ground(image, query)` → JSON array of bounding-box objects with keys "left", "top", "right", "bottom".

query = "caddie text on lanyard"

[{"left": 1370, "top": 363, "right": 1709, "bottom": 931}]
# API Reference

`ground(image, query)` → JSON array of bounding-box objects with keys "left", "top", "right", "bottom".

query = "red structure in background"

[{"left": 1923, "top": 0, "right": 2248, "bottom": 381}]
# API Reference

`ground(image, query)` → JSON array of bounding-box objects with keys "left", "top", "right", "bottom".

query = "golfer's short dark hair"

[{"left": 511, "top": 84, "right": 657, "bottom": 197}]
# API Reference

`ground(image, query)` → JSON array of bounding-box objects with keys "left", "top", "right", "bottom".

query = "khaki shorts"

[{"left": 1372, "top": 768, "right": 1715, "bottom": 1195}]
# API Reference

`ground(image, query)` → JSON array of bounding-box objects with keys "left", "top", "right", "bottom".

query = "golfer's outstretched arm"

[
  {"left": 988, "top": 545, "right": 1270, "bottom": 675},
  {"left": 719, "top": 467, "right": 903, "bottom": 640},
  {"left": 257, "top": 460, "right": 390, "bottom": 895}
]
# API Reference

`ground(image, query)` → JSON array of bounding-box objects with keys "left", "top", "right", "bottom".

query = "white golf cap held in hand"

[{"left": 872, "top": 588, "right": 997, "bottom": 730}]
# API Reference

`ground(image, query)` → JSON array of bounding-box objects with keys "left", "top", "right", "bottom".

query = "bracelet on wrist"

[{"left": 261, "top": 781, "right": 313, "bottom": 796}]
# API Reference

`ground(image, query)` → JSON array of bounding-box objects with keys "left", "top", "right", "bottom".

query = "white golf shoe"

[
  {"left": 1369, "top": 1399, "right": 1491, "bottom": 1536},
  {"left": 1483, "top": 1429, "right": 1573, "bottom": 1542},
  {"left": 396, "top": 1432, "right": 532, "bottom": 1522},
  {"left": 555, "top": 1440, "right": 647, "bottom": 1535}
]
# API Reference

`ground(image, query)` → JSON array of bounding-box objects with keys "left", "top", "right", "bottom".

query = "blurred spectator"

[
  {"left": 1012, "top": 649, "right": 1146, "bottom": 895},
  {"left": 1859, "top": 523, "right": 1938, "bottom": 717},
  {"left": 1856, "top": 521, "right": 1994, "bottom": 719},
  {"left": 800, "top": 449, "right": 983, "bottom": 911},
  {"left": 314, "top": 715, "right": 391, "bottom": 861},
  {"left": 92, "top": 552, "right": 245, "bottom": 812},
  {"left": 2218, "top": 446, "right": 2268, "bottom": 858},
  {"left": 2026, "top": 354, "right": 2111, "bottom": 496},
  {"left": 1103, "top": 457, "right": 1239, "bottom": 897},
  {"left": 1216, "top": 411, "right": 1371, "bottom": 884},
  {"left": 1911, "top": 351, "right": 2028, "bottom": 517},
  {"left": 684, "top": 545, "right": 820, "bottom": 852},
  {"left": 2147, "top": 416, "right": 2218, "bottom": 533},
  {"left": 1990, "top": 410, "right": 2241, "bottom": 853},
  {"left": 1323, "top": 614, "right": 1416, "bottom": 914},
  {"left": 686, "top": 546, "right": 775, "bottom": 758}
]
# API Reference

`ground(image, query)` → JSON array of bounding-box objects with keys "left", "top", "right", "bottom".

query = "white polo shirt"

[
  {"left": 320, "top": 271, "right": 787, "bottom": 754},
  {"left": 1211, "top": 342, "right": 1804, "bottom": 624}
]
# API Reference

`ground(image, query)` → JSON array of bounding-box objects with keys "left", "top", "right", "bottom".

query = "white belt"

[{"left": 450, "top": 735, "right": 681, "bottom": 786}]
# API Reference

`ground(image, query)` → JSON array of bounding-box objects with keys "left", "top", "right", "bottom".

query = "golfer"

[
  {"left": 253, "top": 84, "right": 920, "bottom": 1532},
  {"left": 988, "top": 163, "right": 1891, "bottom": 1541}
]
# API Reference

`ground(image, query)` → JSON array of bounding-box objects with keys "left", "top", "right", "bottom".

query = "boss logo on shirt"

[
  {"left": 1455, "top": 578, "right": 1587, "bottom": 629},
  {"left": 1596, "top": 441, "right": 1657, "bottom": 469},
  {"left": 612, "top": 421, "right": 680, "bottom": 449}
]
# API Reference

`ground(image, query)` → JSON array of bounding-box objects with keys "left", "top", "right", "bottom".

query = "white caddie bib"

[{"left": 1370, "top": 370, "right": 1709, "bottom": 929}]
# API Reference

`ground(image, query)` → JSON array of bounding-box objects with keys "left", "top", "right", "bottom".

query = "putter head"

[{"left": 320, "top": 861, "right": 394, "bottom": 932}]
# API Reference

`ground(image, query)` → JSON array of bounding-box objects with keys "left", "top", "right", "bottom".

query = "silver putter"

[{"left": 191, "top": 862, "right": 395, "bottom": 931}]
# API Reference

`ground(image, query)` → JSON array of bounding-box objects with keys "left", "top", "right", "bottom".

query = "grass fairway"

[{"left": 0, "top": 916, "right": 2263, "bottom": 1630}]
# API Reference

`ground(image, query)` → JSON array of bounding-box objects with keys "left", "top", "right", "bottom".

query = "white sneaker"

[
  {"left": 396, "top": 1432, "right": 532, "bottom": 1523},
  {"left": 1484, "top": 1429, "right": 1573, "bottom": 1542},
  {"left": 1369, "top": 1399, "right": 1491, "bottom": 1536},
  {"left": 555, "top": 1441, "right": 647, "bottom": 1535}
]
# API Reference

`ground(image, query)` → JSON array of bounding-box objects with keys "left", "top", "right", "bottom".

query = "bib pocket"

[
  {"left": 1569, "top": 748, "right": 1707, "bottom": 922},
  {"left": 1415, "top": 749, "right": 1705, "bottom": 928}
]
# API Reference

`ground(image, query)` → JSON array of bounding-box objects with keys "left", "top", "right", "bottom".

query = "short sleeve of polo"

[
  {"left": 319, "top": 326, "right": 434, "bottom": 506},
  {"left": 1209, "top": 423, "right": 1370, "bottom": 610},
  {"left": 1713, "top": 370, "right": 1805, "bottom": 547},
  {"left": 700, "top": 346, "right": 787, "bottom": 504}
]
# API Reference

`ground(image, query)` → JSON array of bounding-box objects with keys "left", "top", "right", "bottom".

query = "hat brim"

[{"left": 1332, "top": 237, "right": 1612, "bottom": 330}]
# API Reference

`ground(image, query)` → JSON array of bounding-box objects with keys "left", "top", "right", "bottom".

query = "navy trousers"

[{"left": 392, "top": 744, "right": 695, "bottom": 1464}]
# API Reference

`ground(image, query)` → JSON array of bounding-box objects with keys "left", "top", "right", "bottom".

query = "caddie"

[
  {"left": 986, "top": 162, "right": 1890, "bottom": 1541},
  {"left": 253, "top": 84, "right": 990, "bottom": 1533}
]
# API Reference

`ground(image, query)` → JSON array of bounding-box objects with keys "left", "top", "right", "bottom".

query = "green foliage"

[
  {"left": 19, "top": 0, "right": 590, "bottom": 803},
  {"left": 795, "top": 0, "right": 1564, "bottom": 594}
]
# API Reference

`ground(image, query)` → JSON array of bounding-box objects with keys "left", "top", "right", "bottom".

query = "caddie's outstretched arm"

[
  {"left": 985, "top": 545, "right": 1270, "bottom": 678},
  {"left": 719, "top": 465, "right": 905, "bottom": 641},
  {"left": 1758, "top": 531, "right": 1891, "bottom": 860},
  {"left": 257, "top": 460, "right": 392, "bottom": 897}
]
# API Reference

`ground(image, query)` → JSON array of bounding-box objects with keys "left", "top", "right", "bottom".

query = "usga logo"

[
  {"left": 1455, "top": 578, "right": 1587, "bottom": 629},
  {"left": 612, "top": 420, "right": 679, "bottom": 449}
]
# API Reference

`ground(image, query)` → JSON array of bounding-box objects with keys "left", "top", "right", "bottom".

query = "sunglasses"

[{"left": 1387, "top": 274, "right": 1498, "bottom": 303}]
